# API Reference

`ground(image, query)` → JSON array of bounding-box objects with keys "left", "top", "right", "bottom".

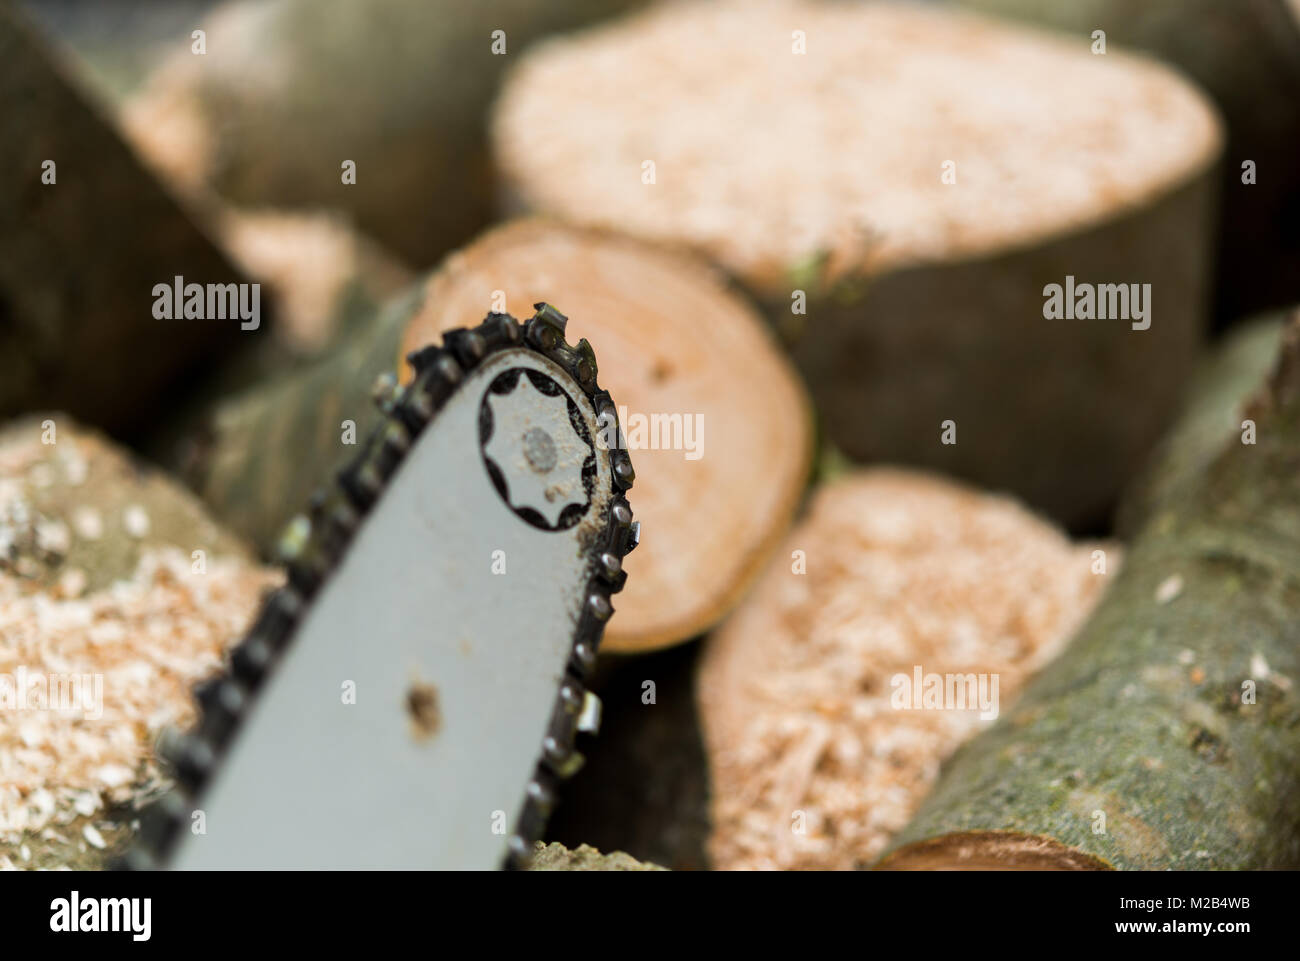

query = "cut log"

[
  {"left": 954, "top": 0, "right": 1300, "bottom": 324},
  {"left": 696, "top": 468, "right": 1116, "bottom": 870},
  {"left": 492, "top": 0, "right": 1224, "bottom": 529},
  {"left": 0, "top": 415, "right": 275, "bottom": 870},
  {"left": 121, "top": 0, "right": 649, "bottom": 268},
  {"left": 0, "top": 3, "right": 259, "bottom": 440},
  {"left": 880, "top": 315, "right": 1300, "bottom": 870},
  {"left": 185, "top": 220, "right": 814, "bottom": 653}
]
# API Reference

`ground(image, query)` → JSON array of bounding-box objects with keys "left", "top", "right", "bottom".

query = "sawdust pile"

[
  {"left": 0, "top": 419, "right": 277, "bottom": 866},
  {"left": 698, "top": 469, "right": 1118, "bottom": 870}
]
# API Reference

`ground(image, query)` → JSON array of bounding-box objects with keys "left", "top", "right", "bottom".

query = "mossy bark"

[
  {"left": 0, "top": 2, "right": 257, "bottom": 441},
  {"left": 0, "top": 415, "right": 252, "bottom": 593},
  {"left": 880, "top": 317, "right": 1300, "bottom": 870},
  {"left": 954, "top": 0, "right": 1300, "bottom": 325},
  {"left": 1117, "top": 313, "right": 1290, "bottom": 535},
  {"left": 526, "top": 841, "right": 666, "bottom": 871},
  {"left": 174, "top": 284, "right": 426, "bottom": 551}
]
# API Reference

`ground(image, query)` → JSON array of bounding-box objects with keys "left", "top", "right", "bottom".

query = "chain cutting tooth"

[
  {"left": 163, "top": 732, "right": 217, "bottom": 793},
  {"left": 520, "top": 774, "right": 557, "bottom": 822},
  {"left": 504, "top": 834, "right": 533, "bottom": 868},
  {"left": 558, "top": 679, "right": 585, "bottom": 717},
  {"left": 540, "top": 675, "right": 598, "bottom": 779},
  {"left": 596, "top": 551, "right": 627, "bottom": 591},
  {"left": 527, "top": 302, "right": 569, "bottom": 351},
  {"left": 381, "top": 419, "right": 411, "bottom": 457},
  {"left": 505, "top": 774, "right": 558, "bottom": 868},
  {"left": 477, "top": 311, "right": 522, "bottom": 348},
  {"left": 586, "top": 590, "right": 613, "bottom": 623},
  {"left": 611, "top": 450, "right": 636, "bottom": 490},
  {"left": 404, "top": 344, "right": 442, "bottom": 375},
  {"left": 280, "top": 514, "right": 331, "bottom": 598},
  {"left": 569, "top": 639, "right": 598, "bottom": 679},
  {"left": 444, "top": 328, "right": 487, "bottom": 370},
  {"left": 138, "top": 792, "right": 187, "bottom": 855},
  {"left": 340, "top": 459, "right": 384, "bottom": 510},
  {"left": 231, "top": 635, "right": 275, "bottom": 687},
  {"left": 195, "top": 679, "right": 251, "bottom": 749},
  {"left": 571, "top": 337, "right": 598, "bottom": 390},
  {"left": 229, "top": 588, "right": 300, "bottom": 687},
  {"left": 541, "top": 735, "right": 585, "bottom": 779},
  {"left": 277, "top": 513, "right": 312, "bottom": 564},
  {"left": 577, "top": 691, "right": 603, "bottom": 735},
  {"left": 416, "top": 351, "right": 463, "bottom": 410},
  {"left": 371, "top": 372, "right": 401, "bottom": 413},
  {"left": 397, "top": 382, "right": 435, "bottom": 431},
  {"left": 312, "top": 490, "right": 361, "bottom": 562}
]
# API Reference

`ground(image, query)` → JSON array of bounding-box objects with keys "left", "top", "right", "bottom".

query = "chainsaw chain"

[{"left": 122, "top": 304, "right": 637, "bottom": 870}]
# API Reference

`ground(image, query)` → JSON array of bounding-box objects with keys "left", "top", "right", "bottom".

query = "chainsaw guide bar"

[{"left": 123, "top": 305, "right": 638, "bottom": 870}]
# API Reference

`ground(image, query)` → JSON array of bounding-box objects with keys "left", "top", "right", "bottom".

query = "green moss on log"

[
  {"left": 526, "top": 841, "right": 666, "bottom": 871},
  {"left": 881, "top": 316, "right": 1300, "bottom": 870},
  {"left": 1118, "top": 313, "right": 1290, "bottom": 534},
  {"left": 183, "top": 284, "right": 425, "bottom": 550}
]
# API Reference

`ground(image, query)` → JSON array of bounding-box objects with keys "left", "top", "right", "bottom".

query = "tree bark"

[
  {"left": 881, "top": 315, "right": 1300, "bottom": 870},
  {"left": 1117, "top": 313, "right": 1289, "bottom": 535},
  {"left": 0, "top": 2, "right": 258, "bottom": 441}
]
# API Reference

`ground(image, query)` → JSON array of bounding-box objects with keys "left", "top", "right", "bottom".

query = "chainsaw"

[{"left": 123, "top": 304, "right": 637, "bottom": 870}]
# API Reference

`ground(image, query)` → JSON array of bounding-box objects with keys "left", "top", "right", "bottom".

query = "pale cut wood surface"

[{"left": 494, "top": 0, "right": 1222, "bottom": 293}]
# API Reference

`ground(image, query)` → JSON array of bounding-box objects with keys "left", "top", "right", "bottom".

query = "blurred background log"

[
  {"left": 952, "top": 0, "right": 1300, "bottom": 326},
  {"left": 492, "top": 0, "right": 1225, "bottom": 532},
  {"left": 0, "top": 1, "right": 257, "bottom": 441},
  {"left": 696, "top": 468, "right": 1116, "bottom": 869},
  {"left": 115, "top": 0, "right": 649, "bottom": 270},
  {"left": 178, "top": 220, "right": 814, "bottom": 654},
  {"left": 882, "top": 316, "right": 1300, "bottom": 870}
]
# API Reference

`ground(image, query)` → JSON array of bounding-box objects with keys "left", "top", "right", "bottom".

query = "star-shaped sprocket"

[{"left": 481, "top": 369, "right": 594, "bottom": 530}]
